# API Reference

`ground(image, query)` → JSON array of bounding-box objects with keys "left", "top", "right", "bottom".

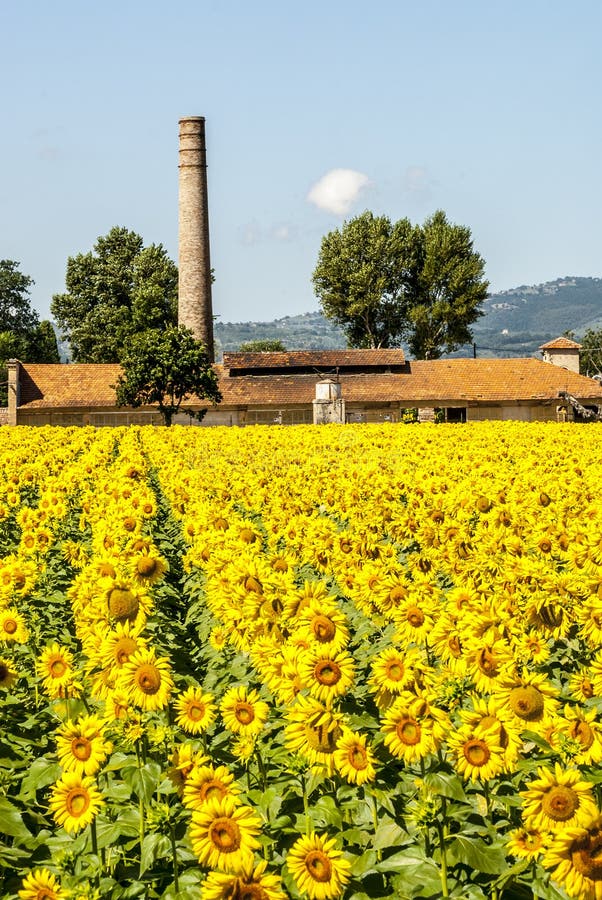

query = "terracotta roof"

[
  {"left": 223, "top": 349, "right": 406, "bottom": 372},
  {"left": 17, "top": 357, "right": 602, "bottom": 411},
  {"left": 215, "top": 358, "right": 602, "bottom": 406},
  {"left": 540, "top": 337, "right": 582, "bottom": 350},
  {"left": 19, "top": 363, "right": 122, "bottom": 409}
]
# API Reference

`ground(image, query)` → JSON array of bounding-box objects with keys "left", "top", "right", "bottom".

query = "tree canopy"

[
  {"left": 312, "top": 210, "right": 488, "bottom": 359},
  {"left": 579, "top": 328, "right": 602, "bottom": 377},
  {"left": 115, "top": 325, "right": 221, "bottom": 426},
  {"left": 238, "top": 339, "right": 287, "bottom": 352},
  {"left": 51, "top": 227, "right": 178, "bottom": 362},
  {"left": 0, "top": 260, "right": 59, "bottom": 403}
]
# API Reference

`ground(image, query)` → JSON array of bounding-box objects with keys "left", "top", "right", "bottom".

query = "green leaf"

[
  {"left": 376, "top": 849, "right": 431, "bottom": 873},
  {"left": 122, "top": 761, "right": 162, "bottom": 803},
  {"left": 0, "top": 798, "right": 32, "bottom": 840},
  {"left": 447, "top": 834, "right": 507, "bottom": 875},
  {"left": 350, "top": 849, "right": 379, "bottom": 877},
  {"left": 18, "top": 757, "right": 61, "bottom": 800},
  {"left": 423, "top": 770, "right": 467, "bottom": 802},
  {"left": 139, "top": 832, "right": 172, "bottom": 875},
  {"left": 372, "top": 816, "right": 406, "bottom": 851}
]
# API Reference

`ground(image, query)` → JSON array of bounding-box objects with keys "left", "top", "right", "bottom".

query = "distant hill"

[{"left": 215, "top": 276, "right": 602, "bottom": 360}]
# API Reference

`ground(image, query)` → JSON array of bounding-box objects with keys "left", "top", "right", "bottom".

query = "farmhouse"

[
  {"left": 3, "top": 118, "right": 601, "bottom": 427},
  {"left": 4, "top": 338, "right": 602, "bottom": 427}
]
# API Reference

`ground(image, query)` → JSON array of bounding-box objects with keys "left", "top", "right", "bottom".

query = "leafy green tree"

[
  {"left": 115, "top": 326, "right": 221, "bottom": 426},
  {"left": 579, "top": 328, "right": 602, "bottom": 377},
  {"left": 238, "top": 339, "right": 287, "bottom": 352},
  {"left": 312, "top": 212, "right": 415, "bottom": 349},
  {"left": 0, "top": 260, "right": 39, "bottom": 337},
  {"left": 51, "top": 227, "right": 178, "bottom": 362},
  {"left": 312, "top": 210, "right": 488, "bottom": 358},
  {"left": 0, "top": 261, "right": 59, "bottom": 402},
  {"left": 28, "top": 320, "right": 60, "bottom": 363}
]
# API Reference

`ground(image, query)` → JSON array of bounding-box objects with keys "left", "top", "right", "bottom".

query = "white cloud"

[
  {"left": 270, "top": 222, "right": 297, "bottom": 242},
  {"left": 238, "top": 221, "right": 262, "bottom": 246},
  {"left": 307, "top": 168, "right": 370, "bottom": 216}
]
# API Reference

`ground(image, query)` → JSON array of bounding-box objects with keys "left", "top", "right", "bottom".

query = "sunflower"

[
  {"left": 285, "top": 695, "right": 343, "bottom": 774},
  {"left": 118, "top": 647, "right": 173, "bottom": 711},
  {"left": 209, "top": 626, "right": 229, "bottom": 651},
  {"left": 18, "top": 868, "right": 66, "bottom": 900},
  {"left": 561, "top": 704, "right": 602, "bottom": 766},
  {"left": 49, "top": 772, "right": 104, "bottom": 834},
  {"left": 0, "top": 608, "right": 29, "bottom": 643},
  {"left": 368, "top": 646, "right": 423, "bottom": 706},
  {"left": 105, "top": 580, "right": 150, "bottom": 627},
  {"left": 175, "top": 686, "right": 217, "bottom": 735},
  {"left": 393, "top": 595, "right": 438, "bottom": 645},
  {"left": 189, "top": 795, "right": 262, "bottom": 873},
  {"left": 544, "top": 814, "right": 602, "bottom": 900},
  {"left": 130, "top": 552, "right": 168, "bottom": 587},
  {"left": 459, "top": 694, "right": 523, "bottom": 770},
  {"left": 381, "top": 700, "right": 435, "bottom": 765},
  {"left": 521, "top": 764, "right": 598, "bottom": 832},
  {"left": 220, "top": 686, "right": 269, "bottom": 737},
  {"left": 230, "top": 735, "right": 257, "bottom": 764},
  {"left": 447, "top": 723, "right": 506, "bottom": 782},
  {"left": 333, "top": 730, "right": 376, "bottom": 785},
  {"left": 297, "top": 649, "right": 355, "bottom": 704},
  {"left": 99, "top": 621, "right": 147, "bottom": 672},
  {"left": 293, "top": 600, "right": 349, "bottom": 654},
  {"left": 201, "top": 858, "right": 286, "bottom": 900},
  {"left": 287, "top": 832, "right": 351, "bottom": 900},
  {"left": 495, "top": 672, "right": 559, "bottom": 732},
  {"left": 168, "top": 743, "right": 207, "bottom": 794},
  {"left": 183, "top": 763, "right": 240, "bottom": 812},
  {"left": 0, "top": 656, "right": 18, "bottom": 689},
  {"left": 37, "top": 643, "right": 78, "bottom": 699},
  {"left": 55, "top": 714, "right": 112, "bottom": 776},
  {"left": 464, "top": 637, "right": 515, "bottom": 694},
  {"left": 507, "top": 825, "right": 552, "bottom": 860}
]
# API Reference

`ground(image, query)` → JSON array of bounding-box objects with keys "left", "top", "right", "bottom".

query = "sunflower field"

[{"left": 3, "top": 421, "right": 602, "bottom": 900}]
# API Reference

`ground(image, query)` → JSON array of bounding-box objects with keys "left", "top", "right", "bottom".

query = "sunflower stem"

[
  {"left": 91, "top": 818, "right": 101, "bottom": 886},
  {"left": 169, "top": 821, "right": 179, "bottom": 893},
  {"left": 255, "top": 746, "right": 268, "bottom": 797},
  {"left": 371, "top": 792, "right": 382, "bottom": 861},
  {"left": 302, "top": 772, "right": 310, "bottom": 834},
  {"left": 437, "top": 798, "right": 449, "bottom": 898}
]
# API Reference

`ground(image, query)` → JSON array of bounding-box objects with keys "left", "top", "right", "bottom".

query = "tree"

[
  {"left": 579, "top": 328, "right": 602, "bottom": 377},
  {"left": 312, "top": 210, "right": 488, "bottom": 359},
  {"left": 51, "top": 227, "right": 178, "bottom": 362},
  {"left": 28, "top": 320, "right": 61, "bottom": 363},
  {"left": 238, "top": 339, "right": 287, "bottom": 352},
  {"left": 115, "top": 326, "right": 222, "bottom": 426},
  {"left": 0, "top": 261, "right": 59, "bottom": 403},
  {"left": 0, "top": 260, "right": 39, "bottom": 337}
]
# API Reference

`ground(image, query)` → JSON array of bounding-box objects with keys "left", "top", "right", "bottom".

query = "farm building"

[
  {"left": 4, "top": 119, "right": 601, "bottom": 428},
  {"left": 3, "top": 338, "right": 602, "bottom": 427}
]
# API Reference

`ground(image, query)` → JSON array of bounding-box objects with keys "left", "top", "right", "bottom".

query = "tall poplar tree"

[{"left": 313, "top": 210, "right": 488, "bottom": 359}]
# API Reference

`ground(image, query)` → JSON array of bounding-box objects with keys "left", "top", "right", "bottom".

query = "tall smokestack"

[{"left": 178, "top": 116, "right": 214, "bottom": 361}]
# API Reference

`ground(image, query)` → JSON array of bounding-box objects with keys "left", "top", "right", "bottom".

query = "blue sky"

[{"left": 2, "top": 0, "right": 600, "bottom": 325}]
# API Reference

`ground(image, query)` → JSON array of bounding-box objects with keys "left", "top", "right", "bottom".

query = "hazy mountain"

[{"left": 215, "top": 276, "right": 602, "bottom": 360}]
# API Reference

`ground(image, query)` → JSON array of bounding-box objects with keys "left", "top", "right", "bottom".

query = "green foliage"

[
  {"left": 313, "top": 210, "right": 488, "bottom": 358},
  {"left": 115, "top": 325, "right": 222, "bottom": 426},
  {"left": 579, "top": 328, "right": 602, "bottom": 377},
  {"left": 0, "top": 260, "right": 38, "bottom": 337},
  {"left": 238, "top": 339, "right": 287, "bottom": 352},
  {"left": 0, "top": 261, "right": 59, "bottom": 403},
  {"left": 312, "top": 211, "right": 414, "bottom": 350},
  {"left": 406, "top": 210, "right": 489, "bottom": 359},
  {"left": 51, "top": 227, "right": 178, "bottom": 363}
]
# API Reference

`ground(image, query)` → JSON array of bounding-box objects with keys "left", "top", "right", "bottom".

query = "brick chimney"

[{"left": 178, "top": 116, "right": 214, "bottom": 361}]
